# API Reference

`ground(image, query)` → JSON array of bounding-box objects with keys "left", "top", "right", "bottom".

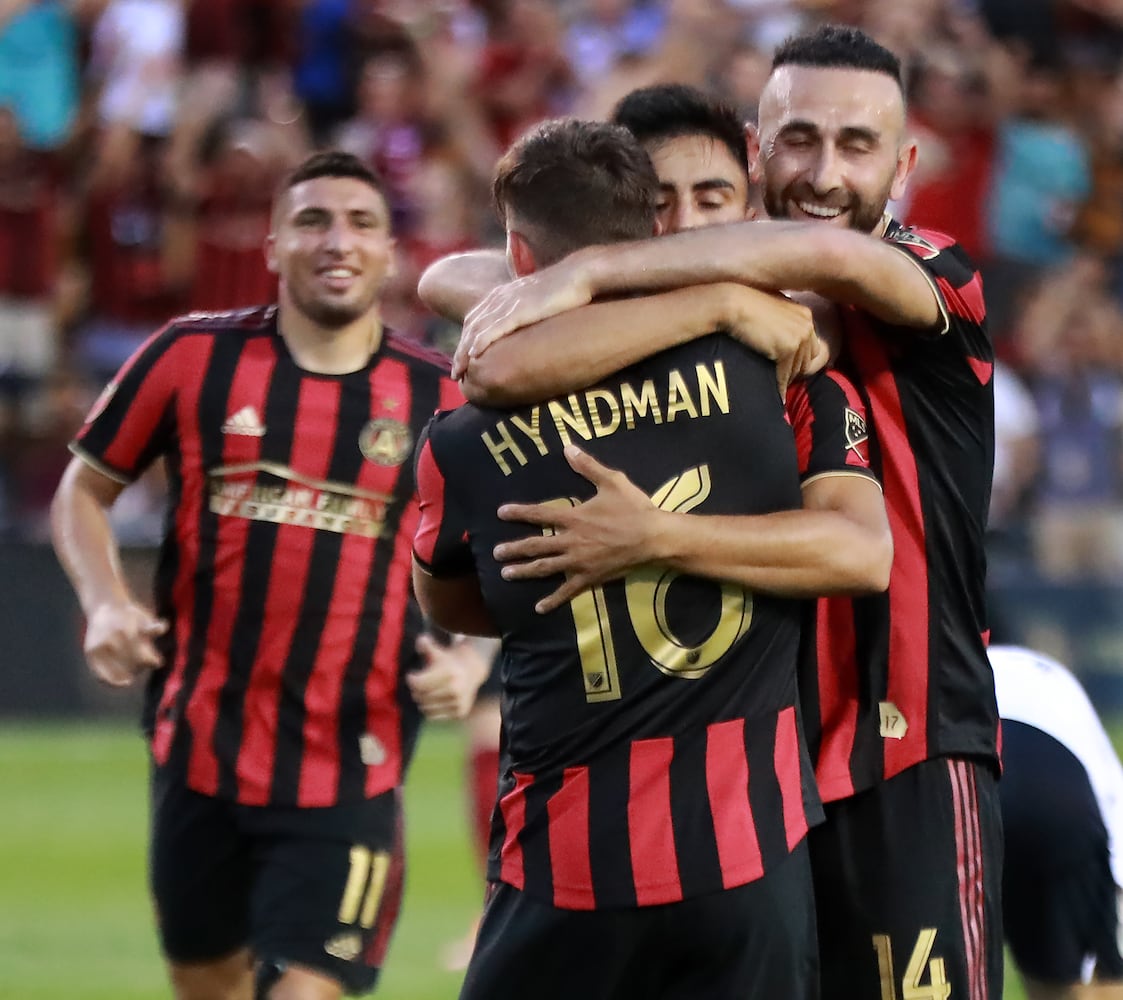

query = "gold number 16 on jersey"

[{"left": 543, "top": 465, "right": 754, "bottom": 703}]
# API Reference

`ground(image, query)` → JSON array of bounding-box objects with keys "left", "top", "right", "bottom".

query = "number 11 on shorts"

[{"left": 872, "top": 929, "right": 951, "bottom": 1000}]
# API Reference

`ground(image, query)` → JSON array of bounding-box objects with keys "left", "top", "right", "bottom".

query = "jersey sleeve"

[
  {"left": 413, "top": 415, "right": 475, "bottom": 578},
  {"left": 785, "top": 370, "right": 878, "bottom": 487},
  {"left": 439, "top": 374, "right": 466, "bottom": 412},
  {"left": 70, "top": 322, "right": 183, "bottom": 483},
  {"left": 884, "top": 224, "right": 991, "bottom": 362}
]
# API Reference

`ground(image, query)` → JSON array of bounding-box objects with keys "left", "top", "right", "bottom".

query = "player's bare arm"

[
  {"left": 50, "top": 457, "right": 169, "bottom": 686},
  {"left": 462, "top": 282, "right": 823, "bottom": 407},
  {"left": 494, "top": 445, "right": 891, "bottom": 614},
  {"left": 417, "top": 248, "right": 509, "bottom": 326},
  {"left": 411, "top": 559, "right": 499, "bottom": 638},
  {"left": 461, "top": 219, "right": 941, "bottom": 355}
]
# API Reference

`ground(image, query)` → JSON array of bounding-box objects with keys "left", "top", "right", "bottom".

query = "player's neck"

[{"left": 278, "top": 307, "right": 384, "bottom": 375}]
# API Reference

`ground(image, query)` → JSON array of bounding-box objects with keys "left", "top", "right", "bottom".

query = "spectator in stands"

[
  {"left": 0, "top": 105, "right": 63, "bottom": 397},
  {"left": 474, "top": 0, "right": 575, "bottom": 151},
  {"left": 72, "top": 134, "right": 186, "bottom": 383},
  {"left": 564, "top": 0, "right": 665, "bottom": 84},
  {"left": 985, "top": 51, "right": 1092, "bottom": 340},
  {"left": 0, "top": 0, "right": 87, "bottom": 152},
  {"left": 1017, "top": 255, "right": 1123, "bottom": 582}
]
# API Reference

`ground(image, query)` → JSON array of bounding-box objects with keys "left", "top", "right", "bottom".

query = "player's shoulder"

[
  {"left": 166, "top": 304, "right": 278, "bottom": 341},
  {"left": 382, "top": 330, "right": 453, "bottom": 376},
  {"left": 884, "top": 220, "right": 978, "bottom": 274}
]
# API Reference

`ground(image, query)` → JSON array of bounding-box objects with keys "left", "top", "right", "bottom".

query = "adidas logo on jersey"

[{"left": 222, "top": 406, "right": 266, "bottom": 437}]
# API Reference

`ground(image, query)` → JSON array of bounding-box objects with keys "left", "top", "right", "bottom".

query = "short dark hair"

[
  {"left": 772, "top": 24, "right": 903, "bottom": 91},
  {"left": 275, "top": 150, "right": 388, "bottom": 205},
  {"left": 611, "top": 83, "right": 749, "bottom": 173},
  {"left": 492, "top": 118, "right": 658, "bottom": 266}
]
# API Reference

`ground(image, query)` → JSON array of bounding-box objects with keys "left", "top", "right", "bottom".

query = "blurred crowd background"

[{"left": 5, "top": 0, "right": 1123, "bottom": 627}]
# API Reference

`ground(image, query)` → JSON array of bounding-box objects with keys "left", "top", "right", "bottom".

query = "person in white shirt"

[{"left": 991, "top": 644, "right": 1123, "bottom": 1000}]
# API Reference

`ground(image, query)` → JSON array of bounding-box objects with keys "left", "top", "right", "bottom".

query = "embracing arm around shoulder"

[
  {"left": 417, "top": 249, "right": 510, "bottom": 323},
  {"left": 577, "top": 221, "right": 942, "bottom": 331},
  {"left": 492, "top": 447, "right": 891, "bottom": 613},
  {"left": 644, "top": 471, "right": 892, "bottom": 597},
  {"left": 458, "top": 221, "right": 945, "bottom": 361},
  {"left": 463, "top": 283, "right": 817, "bottom": 406}
]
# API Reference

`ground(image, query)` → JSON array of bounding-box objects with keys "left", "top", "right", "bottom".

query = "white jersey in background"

[{"left": 990, "top": 644, "right": 1123, "bottom": 887}]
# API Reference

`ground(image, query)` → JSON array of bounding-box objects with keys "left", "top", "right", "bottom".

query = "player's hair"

[
  {"left": 772, "top": 24, "right": 903, "bottom": 92},
  {"left": 611, "top": 83, "right": 749, "bottom": 174},
  {"left": 492, "top": 118, "right": 658, "bottom": 267},
  {"left": 275, "top": 150, "right": 388, "bottom": 205}
]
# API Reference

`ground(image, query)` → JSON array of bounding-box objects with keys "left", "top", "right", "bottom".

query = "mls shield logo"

[
  {"left": 359, "top": 419, "right": 412, "bottom": 467},
  {"left": 844, "top": 407, "right": 868, "bottom": 457},
  {"left": 891, "top": 229, "right": 941, "bottom": 260}
]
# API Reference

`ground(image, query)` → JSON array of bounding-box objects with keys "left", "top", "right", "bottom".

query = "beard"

[
  {"left": 290, "top": 283, "right": 382, "bottom": 329},
  {"left": 763, "top": 180, "right": 892, "bottom": 235}
]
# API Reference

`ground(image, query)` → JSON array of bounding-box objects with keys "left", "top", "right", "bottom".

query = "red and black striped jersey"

[
  {"left": 72, "top": 306, "right": 462, "bottom": 807},
  {"left": 415, "top": 335, "right": 821, "bottom": 910},
  {"left": 801, "top": 221, "right": 997, "bottom": 803},
  {"left": 786, "top": 369, "right": 875, "bottom": 486}
]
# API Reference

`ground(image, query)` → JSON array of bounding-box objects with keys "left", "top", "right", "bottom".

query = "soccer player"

[
  {"left": 413, "top": 117, "right": 840, "bottom": 1000},
  {"left": 991, "top": 644, "right": 1123, "bottom": 1000},
  {"left": 420, "top": 83, "right": 888, "bottom": 970},
  {"left": 49, "top": 151, "right": 481, "bottom": 1000},
  {"left": 444, "top": 26, "right": 1001, "bottom": 1000}
]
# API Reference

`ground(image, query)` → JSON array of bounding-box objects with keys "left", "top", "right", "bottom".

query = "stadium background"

[{"left": 3, "top": 0, "right": 1123, "bottom": 996}]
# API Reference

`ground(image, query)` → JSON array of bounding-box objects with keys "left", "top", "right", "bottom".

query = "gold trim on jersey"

[
  {"left": 801, "top": 469, "right": 882, "bottom": 491},
  {"left": 68, "top": 442, "right": 134, "bottom": 485}
]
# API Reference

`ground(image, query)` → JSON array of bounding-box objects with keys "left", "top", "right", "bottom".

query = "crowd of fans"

[{"left": 3, "top": 0, "right": 1123, "bottom": 587}]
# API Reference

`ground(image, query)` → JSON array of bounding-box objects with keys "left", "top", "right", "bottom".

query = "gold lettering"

[
  {"left": 510, "top": 408, "right": 550, "bottom": 457},
  {"left": 585, "top": 389, "right": 621, "bottom": 438},
  {"left": 548, "top": 395, "right": 593, "bottom": 447},
  {"left": 482, "top": 421, "right": 529, "bottom": 476},
  {"left": 697, "top": 362, "right": 730, "bottom": 416},
  {"left": 620, "top": 380, "right": 662, "bottom": 430},
  {"left": 666, "top": 370, "right": 698, "bottom": 422}
]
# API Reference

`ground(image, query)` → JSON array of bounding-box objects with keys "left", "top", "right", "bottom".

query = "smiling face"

[
  {"left": 647, "top": 133, "right": 752, "bottom": 232},
  {"left": 754, "top": 64, "right": 917, "bottom": 234},
  {"left": 267, "top": 175, "right": 395, "bottom": 329}
]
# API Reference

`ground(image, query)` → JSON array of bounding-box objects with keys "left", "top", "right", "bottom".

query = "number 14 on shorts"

[{"left": 873, "top": 929, "right": 951, "bottom": 1000}]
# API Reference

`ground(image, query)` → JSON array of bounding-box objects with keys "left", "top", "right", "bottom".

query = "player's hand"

[
  {"left": 493, "top": 446, "right": 657, "bottom": 614},
  {"left": 407, "top": 634, "right": 490, "bottom": 722},
  {"left": 452, "top": 257, "right": 594, "bottom": 379},
  {"left": 83, "top": 601, "right": 168, "bottom": 687},
  {"left": 722, "top": 287, "right": 827, "bottom": 395}
]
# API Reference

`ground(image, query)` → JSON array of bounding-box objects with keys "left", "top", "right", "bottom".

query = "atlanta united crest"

[{"left": 360, "top": 418, "right": 412, "bottom": 466}]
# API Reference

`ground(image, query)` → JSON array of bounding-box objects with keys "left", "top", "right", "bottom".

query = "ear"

[
  {"left": 653, "top": 217, "right": 665, "bottom": 237},
  {"left": 265, "top": 233, "right": 278, "bottom": 275},
  {"left": 889, "top": 138, "right": 919, "bottom": 203},
  {"left": 385, "top": 237, "right": 399, "bottom": 281},
  {"left": 744, "top": 123, "right": 763, "bottom": 184},
  {"left": 507, "top": 230, "right": 537, "bottom": 278}
]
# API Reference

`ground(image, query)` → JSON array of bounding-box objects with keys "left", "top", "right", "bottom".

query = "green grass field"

[{"left": 0, "top": 721, "right": 1032, "bottom": 999}]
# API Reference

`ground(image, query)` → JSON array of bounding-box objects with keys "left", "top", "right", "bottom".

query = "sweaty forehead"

[
  {"left": 647, "top": 134, "right": 749, "bottom": 190},
  {"left": 759, "top": 65, "right": 905, "bottom": 138},
  {"left": 282, "top": 176, "right": 389, "bottom": 219}
]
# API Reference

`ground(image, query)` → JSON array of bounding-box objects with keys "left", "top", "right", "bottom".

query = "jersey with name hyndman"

[{"left": 415, "top": 334, "right": 820, "bottom": 910}]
